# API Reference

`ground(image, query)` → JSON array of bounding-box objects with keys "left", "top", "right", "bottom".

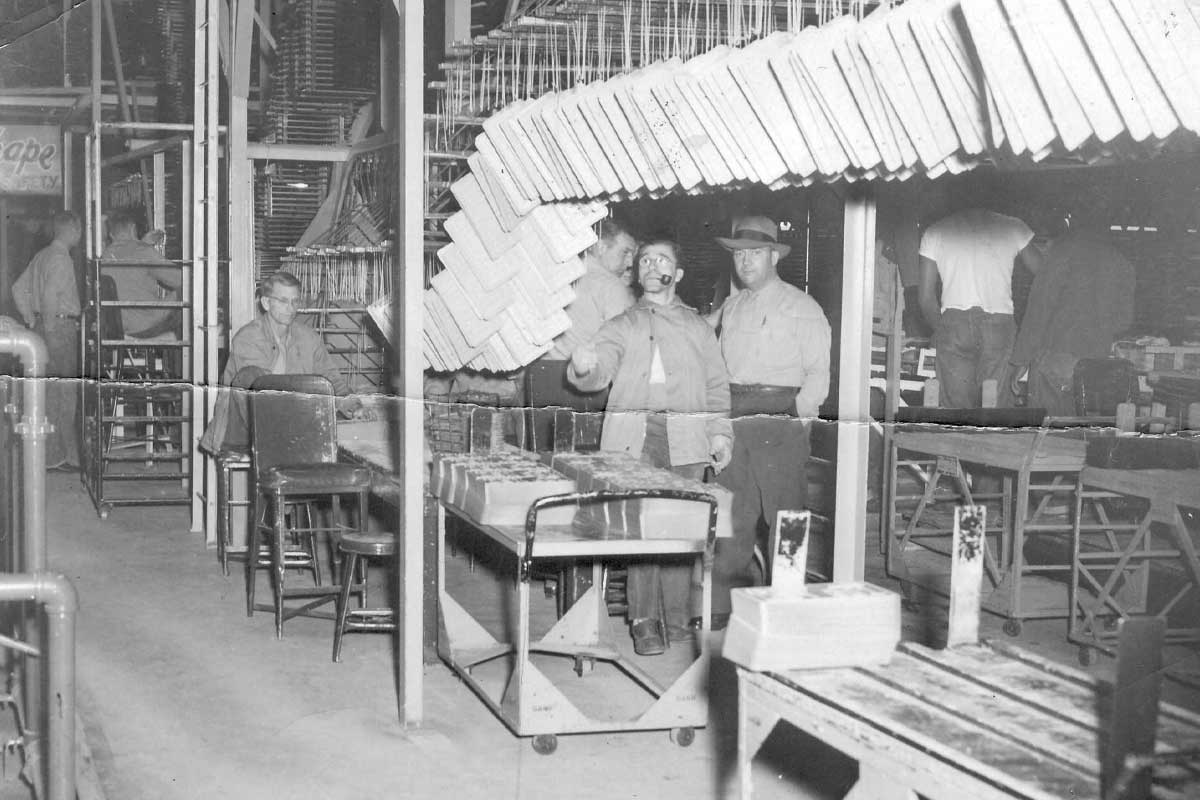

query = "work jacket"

[{"left": 570, "top": 297, "right": 732, "bottom": 466}]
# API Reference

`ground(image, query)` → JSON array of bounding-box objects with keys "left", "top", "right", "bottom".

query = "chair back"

[
  {"left": 1073, "top": 358, "right": 1137, "bottom": 417},
  {"left": 249, "top": 374, "right": 338, "bottom": 481},
  {"left": 98, "top": 273, "right": 124, "bottom": 340}
]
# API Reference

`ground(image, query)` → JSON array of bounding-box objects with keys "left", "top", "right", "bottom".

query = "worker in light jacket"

[{"left": 569, "top": 235, "right": 732, "bottom": 657}]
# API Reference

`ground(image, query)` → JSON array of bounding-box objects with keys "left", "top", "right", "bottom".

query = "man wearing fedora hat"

[{"left": 709, "top": 215, "right": 831, "bottom": 628}]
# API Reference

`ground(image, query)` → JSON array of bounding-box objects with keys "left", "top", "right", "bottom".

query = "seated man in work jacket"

[
  {"left": 569, "top": 235, "right": 733, "bottom": 657},
  {"left": 200, "top": 270, "right": 362, "bottom": 454}
]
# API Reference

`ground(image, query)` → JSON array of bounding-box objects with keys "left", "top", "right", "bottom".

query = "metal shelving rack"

[{"left": 81, "top": 258, "right": 194, "bottom": 519}]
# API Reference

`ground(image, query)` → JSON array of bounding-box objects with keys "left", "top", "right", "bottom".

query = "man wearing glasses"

[
  {"left": 200, "top": 271, "right": 362, "bottom": 453},
  {"left": 710, "top": 216, "right": 831, "bottom": 629},
  {"left": 569, "top": 236, "right": 732, "bottom": 656}
]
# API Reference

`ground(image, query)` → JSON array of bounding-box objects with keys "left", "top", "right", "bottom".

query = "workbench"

[
  {"left": 886, "top": 428, "right": 1088, "bottom": 633},
  {"left": 437, "top": 487, "right": 720, "bottom": 754},
  {"left": 1070, "top": 466, "right": 1200, "bottom": 663},
  {"left": 737, "top": 640, "right": 1200, "bottom": 800}
]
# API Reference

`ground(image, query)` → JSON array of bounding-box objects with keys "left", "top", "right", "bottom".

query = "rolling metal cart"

[{"left": 437, "top": 487, "right": 719, "bottom": 755}]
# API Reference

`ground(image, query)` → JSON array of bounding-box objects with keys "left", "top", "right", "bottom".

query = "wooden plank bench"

[{"left": 737, "top": 640, "right": 1200, "bottom": 799}]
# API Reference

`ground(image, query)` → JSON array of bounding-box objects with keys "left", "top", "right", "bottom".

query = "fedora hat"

[{"left": 715, "top": 215, "right": 791, "bottom": 258}]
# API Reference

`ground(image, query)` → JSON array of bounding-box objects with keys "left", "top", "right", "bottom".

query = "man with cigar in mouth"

[
  {"left": 569, "top": 235, "right": 733, "bottom": 656},
  {"left": 709, "top": 216, "right": 831, "bottom": 629}
]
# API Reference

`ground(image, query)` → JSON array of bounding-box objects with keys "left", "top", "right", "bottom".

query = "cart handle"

[{"left": 520, "top": 488, "right": 720, "bottom": 582}]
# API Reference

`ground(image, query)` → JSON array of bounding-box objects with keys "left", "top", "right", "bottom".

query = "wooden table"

[
  {"left": 737, "top": 640, "right": 1200, "bottom": 800},
  {"left": 438, "top": 488, "right": 720, "bottom": 754},
  {"left": 1070, "top": 466, "right": 1200, "bottom": 661},
  {"left": 886, "top": 428, "right": 1089, "bottom": 633}
]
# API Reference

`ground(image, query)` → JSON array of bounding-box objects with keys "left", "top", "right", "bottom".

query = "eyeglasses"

[
  {"left": 267, "top": 295, "right": 302, "bottom": 309},
  {"left": 638, "top": 253, "right": 675, "bottom": 268}
]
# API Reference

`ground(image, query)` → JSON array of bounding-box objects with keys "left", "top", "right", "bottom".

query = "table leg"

[
  {"left": 737, "top": 669, "right": 780, "bottom": 800},
  {"left": 1009, "top": 470, "right": 1031, "bottom": 619}
]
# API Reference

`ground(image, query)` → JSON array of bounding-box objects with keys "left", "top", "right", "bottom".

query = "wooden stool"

[
  {"left": 333, "top": 532, "right": 397, "bottom": 662},
  {"left": 215, "top": 447, "right": 252, "bottom": 576}
]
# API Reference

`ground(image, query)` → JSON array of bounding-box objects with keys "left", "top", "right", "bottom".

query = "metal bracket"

[{"left": 13, "top": 417, "right": 53, "bottom": 436}]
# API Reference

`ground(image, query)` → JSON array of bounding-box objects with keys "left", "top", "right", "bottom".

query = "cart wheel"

[
  {"left": 670, "top": 727, "right": 695, "bottom": 748},
  {"left": 531, "top": 734, "right": 558, "bottom": 755},
  {"left": 1002, "top": 619, "right": 1022, "bottom": 637},
  {"left": 1077, "top": 646, "right": 1097, "bottom": 667},
  {"left": 98, "top": 504, "right": 111, "bottom": 521}
]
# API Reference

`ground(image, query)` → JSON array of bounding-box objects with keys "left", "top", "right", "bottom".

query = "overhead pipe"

[{"left": 0, "top": 573, "right": 78, "bottom": 800}]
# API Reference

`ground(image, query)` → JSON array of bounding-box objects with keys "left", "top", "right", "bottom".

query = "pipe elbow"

[
  {"left": 35, "top": 573, "right": 78, "bottom": 616},
  {"left": 0, "top": 320, "right": 48, "bottom": 377}
]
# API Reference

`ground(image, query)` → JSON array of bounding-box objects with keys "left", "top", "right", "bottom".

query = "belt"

[
  {"left": 729, "top": 384, "right": 801, "bottom": 418},
  {"left": 729, "top": 383, "right": 800, "bottom": 395}
]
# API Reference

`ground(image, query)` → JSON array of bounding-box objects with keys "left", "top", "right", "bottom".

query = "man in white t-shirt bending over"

[{"left": 918, "top": 207, "right": 1041, "bottom": 409}]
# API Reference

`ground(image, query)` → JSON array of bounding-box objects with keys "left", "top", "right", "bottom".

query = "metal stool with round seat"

[
  {"left": 248, "top": 374, "right": 372, "bottom": 638},
  {"left": 332, "top": 531, "right": 397, "bottom": 662}
]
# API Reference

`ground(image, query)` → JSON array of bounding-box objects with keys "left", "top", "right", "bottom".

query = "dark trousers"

[
  {"left": 713, "top": 387, "right": 809, "bottom": 616},
  {"left": 934, "top": 307, "right": 1016, "bottom": 409},
  {"left": 624, "top": 415, "right": 705, "bottom": 629},
  {"left": 39, "top": 320, "right": 80, "bottom": 467}
]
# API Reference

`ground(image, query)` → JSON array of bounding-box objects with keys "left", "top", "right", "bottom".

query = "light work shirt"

[
  {"left": 714, "top": 276, "right": 831, "bottom": 418},
  {"left": 13, "top": 240, "right": 80, "bottom": 326},
  {"left": 919, "top": 208, "right": 1033, "bottom": 315}
]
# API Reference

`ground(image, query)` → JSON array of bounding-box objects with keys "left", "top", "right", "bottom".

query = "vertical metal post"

[
  {"left": 833, "top": 185, "right": 876, "bottom": 583},
  {"left": 0, "top": 197, "right": 7, "bottom": 312},
  {"left": 152, "top": 151, "right": 166, "bottom": 231},
  {"left": 190, "top": 0, "right": 220, "bottom": 534},
  {"left": 392, "top": 0, "right": 425, "bottom": 726},
  {"left": 60, "top": 130, "right": 72, "bottom": 211}
]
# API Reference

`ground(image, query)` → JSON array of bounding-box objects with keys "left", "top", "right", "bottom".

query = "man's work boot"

[{"left": 630, "top": 618, "right": 666, "bottom": 656}]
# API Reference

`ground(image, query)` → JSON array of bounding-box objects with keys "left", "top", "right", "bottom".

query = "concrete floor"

[{"left": 0, "top": 471, "right": 1195, "bottom": 799}]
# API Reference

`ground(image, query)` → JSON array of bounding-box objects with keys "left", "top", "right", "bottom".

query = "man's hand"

[
  {"left": 709, "top": 433, "right": 733, "bottom": 473},
  {"left": 1009, "top": 363, "right": 1028, "bottom": 398},
  {"left": 571, "top": 343, "right": 599, "bottom": 376}
]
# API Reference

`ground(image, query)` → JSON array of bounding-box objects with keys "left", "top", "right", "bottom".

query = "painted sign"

[{"left": 0, "top": 126, "right": 62, "bottom": 195}]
